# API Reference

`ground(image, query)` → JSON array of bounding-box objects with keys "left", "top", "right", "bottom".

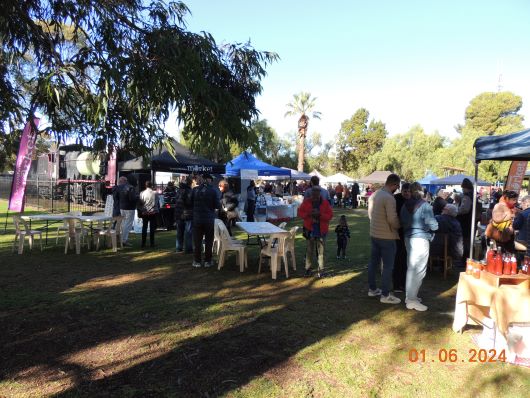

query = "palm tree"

[{"left": 285, "top": 92, "right": 321, "bottom": 171}]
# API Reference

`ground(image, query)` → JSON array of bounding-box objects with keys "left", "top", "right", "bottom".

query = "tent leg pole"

[{"left": 469, "top": 163, "right": 479, "bottom": 259}]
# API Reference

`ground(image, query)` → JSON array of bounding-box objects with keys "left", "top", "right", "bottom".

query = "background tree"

[
  {"left": 284, "top": 92, "right": 321, "bottom": 172},
  {"left": 448, "top": 91, "right": 525, "bottom": 181},
  {"left": 335, "top": 108, "right": 387, "bottom": 177},
  {"left": 1, "top": 0, "right": 277, "bottom": 159},
  {"left": 366, "top": 125, "right": 446, "bottom": 181}
]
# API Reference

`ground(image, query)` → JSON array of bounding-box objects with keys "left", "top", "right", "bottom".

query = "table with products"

[
  {"left": 255, "top": 194, "right": 300, "bottom": 222},
  {"left": 453, "top": 271, "right": 530, "bottom": 334}
]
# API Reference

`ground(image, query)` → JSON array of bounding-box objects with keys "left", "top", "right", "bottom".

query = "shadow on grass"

[{"left": 1, "top": 240, "right": 468, "bottom": 397}]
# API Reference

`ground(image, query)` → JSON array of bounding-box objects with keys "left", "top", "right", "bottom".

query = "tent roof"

[
  {"left": 430, "top": 173, "right": 491, "bottom": 186},
  {"left": 118, "top": 140, "right": 225, "bottom": 174},
  {"left": 225, "top": 151, "right": 291, "bottom": 177},
  {"left": 475, "top": 128, "right": 530, "bottom": 161},
  {"left": 322, "top": 172, "right": 355, "bottom": 184},
  {"left": 151, "top": 142, "right": 225, "bottom": 174},
  {"left": 358, "top": 170, "right": 392, "bottom": 184},
  {"left": 417, "top": 173, "right": 439, "bottom": 185},
  {"left": 260, "top": 167, "right": 312, "bottom": 181},
  {"left": 309, "top": 169, "right": 325, "bottom": 179}
]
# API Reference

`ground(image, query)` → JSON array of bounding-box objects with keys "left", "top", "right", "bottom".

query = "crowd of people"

[{"left": 110, "top": 172, "right": 529, "bottom": 310}]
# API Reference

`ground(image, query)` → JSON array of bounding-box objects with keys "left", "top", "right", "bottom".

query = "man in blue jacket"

[{"left": 191, "top": 173, "right": 220, "bottom": 268}]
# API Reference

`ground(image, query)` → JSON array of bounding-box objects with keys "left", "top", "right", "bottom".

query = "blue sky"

[{"left": 167, "top": 0, "right": 530, "bottom": 144}]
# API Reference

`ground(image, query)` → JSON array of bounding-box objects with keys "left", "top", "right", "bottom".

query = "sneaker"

[
  {"left": 406, "top": 300, "right": 428, "bottom": 311},
  {"left": 203, "top": 261, "right": 213, "bottom": 268},
  {"left": 368, "top": 288, "right": 382, "bottom": 297},
  {"left": 123, "top": 242, "right": 133, "bottom": 247},
  {"left": 176, "top": 249, "right": 184, "bottom": 253},
  {"left": 336, "top": 256, "right": 340, "bottom": 259},
  {"left": 192, "top": 261, "right": 202, "bottom": 268},
  {"left": 304, "top": 269, "right": 312, "bottom": 277},
  {"left": 380, "top": 294, "right": 401, "bottom": 304},
  {"left": 405, "top": 297, "right": 422, "bottom": 303}
]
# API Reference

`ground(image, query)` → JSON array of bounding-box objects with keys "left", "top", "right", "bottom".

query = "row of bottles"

[{"left": 485, "top": 248, "right": 517, "bottom": 275}]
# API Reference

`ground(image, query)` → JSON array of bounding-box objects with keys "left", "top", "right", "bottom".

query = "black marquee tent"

[
  {"left": 119, "top": 140, "right": 225, "bottom": 174},
  {"left": 468, "top": 128, "right": 530, "bottom": 258}
]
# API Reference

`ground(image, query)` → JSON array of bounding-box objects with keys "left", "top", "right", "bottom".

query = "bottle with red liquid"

[
  {"left": 502, "top": 253, "right": 511, "bottom": 275},
  {"left": 510, "top": 254, "right": 517, "bottom": 275},
  {"left": 494, "top": 249, "right": 503, "bottom": 276},
  {"left": 523, "top": 256, "right": 529, "bottom": 275}
]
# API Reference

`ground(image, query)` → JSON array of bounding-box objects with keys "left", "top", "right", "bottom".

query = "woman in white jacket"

[{"left": 139, "top": 181, "right": 160, "bottom": 248}]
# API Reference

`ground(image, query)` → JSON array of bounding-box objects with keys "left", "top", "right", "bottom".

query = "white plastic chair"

[
  {"left": 217, "top": 222, "right": 247, "bottom": 272},
  {"left": 259, "top": 232, "right": 290, "bottom": 279},
  {"left": 55, "top": 211, "right": 82, "bottom": 243},
  {"left": 12, "top": 215, "right": 43, "bottom": 254},
  {"left": 95, "top": 216, "right": 123, "bottom": 252},
  {"left": 284, "top": 226, "right": 299, "bottom": 270},
  {"left": 64, "top": 218, "right": 91, "bottom": 254}
]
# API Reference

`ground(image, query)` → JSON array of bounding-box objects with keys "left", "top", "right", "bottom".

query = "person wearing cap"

[
  {"left": 190, "top": 173, "right": 220, "bottom": 268},
  {"left": 431, "top": 203, "right": 463, "bottom": 268},
  {"left": 298, "top": 185, "right": 333, "bottom": 277},
  {"left": 400, "top": 182, "right": 438, "bottom": 311}
]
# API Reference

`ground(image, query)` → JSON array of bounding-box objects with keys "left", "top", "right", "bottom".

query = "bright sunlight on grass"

[{"left": 0, "top": 199, "right": 528, "bottom": 397}]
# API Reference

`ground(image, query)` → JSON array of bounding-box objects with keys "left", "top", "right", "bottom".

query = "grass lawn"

[{"left": 0, "top": 199, "right": 528, "bottom": 397}]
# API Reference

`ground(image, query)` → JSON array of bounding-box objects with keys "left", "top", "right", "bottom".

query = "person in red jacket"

[{"left": 298, "top": 186, "right": 334, "bottom": 277}]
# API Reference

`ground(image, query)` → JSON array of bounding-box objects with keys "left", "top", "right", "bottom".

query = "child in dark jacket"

[{"left": 335, "top": 215, "right": 350, "bottom": 259}]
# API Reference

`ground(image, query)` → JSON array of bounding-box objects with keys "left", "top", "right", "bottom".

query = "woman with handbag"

[
  {"left": 139, "top": 181, "right": 160, "bottom": 248},
  {"left": 487, "top": 190, "right": 519, "bottom": 252}
]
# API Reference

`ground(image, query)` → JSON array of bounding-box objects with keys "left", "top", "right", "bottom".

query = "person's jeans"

[
  {"left": 193, "top": 222, "right": 214, "bottom": 263},
  {"left": 337, "top": 236, "right": 348, "bottom": 257},
  {"left": 141, "top": 214, "right": 157, "bottom": 247},
  {"left": 305, "top": 237, "right": 325, "bottom": 271},
  {"left": 405, "top": 237, "right": 430, "bottom": 302},
  {"left": 246, "top": 200, "right": 255, "bottom": 222},
  {"left": 368, "top": 238, "right": 396, "bottom": 296},
  {"left": 176, "top": 219, "right": 193, "bottom": 252},
  {"left": 393, "top": 238, "right": 407, "bottom": 290},
  {"left": 120, "top": 209, "right": 135, "bottom": 243}
]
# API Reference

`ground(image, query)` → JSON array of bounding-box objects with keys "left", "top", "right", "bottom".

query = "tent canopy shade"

[
  {"left": 225, "top": 151, "right": 291, "bottom": 177},
  {"left": 417, "top": 173, "right": 439, "bottom": 185},
  {"left": 261, "top": 167, "right": 312, "bottom": 180},
  {"left": 358, "top": 170, "right": 392, "bottom": 184},
  {"left": 321, "top": 172, "right": 355, "bottom": 184},
  {"left": 430, "top": 173, "right": 491, "bottom": 186},
  {"left": 118, "top": 140, "right": 225, "bottom": 174},
  {"left": 475, "top": 128, "right": 530, "bottom": 161}
]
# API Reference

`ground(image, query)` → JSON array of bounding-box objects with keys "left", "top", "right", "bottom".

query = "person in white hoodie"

[{"left": 139, "top": 181, "right": 160, "bottom": 248}]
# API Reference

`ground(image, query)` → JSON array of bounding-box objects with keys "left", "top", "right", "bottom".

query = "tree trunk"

[
  {"left": 297, "top": 115, "right": 309, "bottom": 172},
  {"left": 297, "top": 131, "right": 305, "bottom": 172}
]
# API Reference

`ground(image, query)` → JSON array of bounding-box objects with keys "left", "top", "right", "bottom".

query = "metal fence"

[{"left": 0, "top": 175, "right": 108, "bottom": 214}]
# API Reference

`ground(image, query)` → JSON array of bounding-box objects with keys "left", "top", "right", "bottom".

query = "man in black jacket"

[
  {"left": 218, "top": 179, "right": 239, "bottom": 235},
  {"left": 114, "top": 176, "right": 137, "bottom": 247},
  {"left": 162, "top": 181, "right": 177, "bottom": 230},
  {"left": 175, "top": 176, "right": 193, "bottom": 253},
  {"left": 191, "top": 174, "right": 220, "bottom": 268}
]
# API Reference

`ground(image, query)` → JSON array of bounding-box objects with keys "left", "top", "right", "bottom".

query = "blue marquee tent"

[
  {"left": 417, "top": 173, "right": 442, "bottom": 195},
  {"left": 225, "top": 152, "right": 291, "bottom": 177},
  {"left": 430, "top": 173, "right": 491, "bottom": 187}
]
